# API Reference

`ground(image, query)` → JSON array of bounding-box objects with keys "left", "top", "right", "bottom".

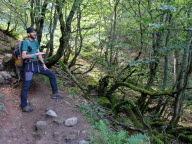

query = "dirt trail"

[{"left": 0, "top": 76, "right": 90, "bottom": 144}]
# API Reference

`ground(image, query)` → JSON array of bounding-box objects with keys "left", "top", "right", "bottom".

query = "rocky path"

[{"left": 0, "top": 76, "right": 90, "bottom": 144}]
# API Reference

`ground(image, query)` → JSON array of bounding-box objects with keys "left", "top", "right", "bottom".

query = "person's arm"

[
  {"left": 37, "top": 49, "right": 45, "bottom": 64},
  {"left": 37, "top": 49, "right": 48, "bottom": 70},
  {"left": 22, "top": 40, "right": 45, "bottom": 59},
  {"left": 22, "top": 51, "right": 45, "bottom": 59}
]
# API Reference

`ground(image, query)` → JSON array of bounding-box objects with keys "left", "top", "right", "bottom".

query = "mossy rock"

[
  {"left": 97, "top": 97, "right": 111, "bottom": 108},
  {"left": 179, "top": 135, "right": 192, "bottom": 143}
]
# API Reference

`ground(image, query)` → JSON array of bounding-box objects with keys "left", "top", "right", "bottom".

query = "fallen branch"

[
  {"left": 59, "top": 61, "right": 90, "bottom": 99},
  {"left": 106, "top": 82, "right": 174, "bottom": 98}
]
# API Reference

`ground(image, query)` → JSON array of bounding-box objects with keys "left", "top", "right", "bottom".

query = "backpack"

[{"left": 13, "top": 39, "right": 38, "bottom": 81}]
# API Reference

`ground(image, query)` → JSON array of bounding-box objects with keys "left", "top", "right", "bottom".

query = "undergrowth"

[{"left": 79, "top": 104, "right": 151, "bottom": 144}]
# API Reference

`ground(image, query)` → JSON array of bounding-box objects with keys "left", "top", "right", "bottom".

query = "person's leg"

[
  {"left": 20, "top": 65, "right": 34, "bottom": 108},
  {"left": 38, "top": 65, "right": 58, "bottom": 94}
]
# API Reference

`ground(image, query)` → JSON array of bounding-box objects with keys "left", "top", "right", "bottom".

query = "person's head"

[{"left": 26, "top": 27, "right": 36, "bottom": 39}]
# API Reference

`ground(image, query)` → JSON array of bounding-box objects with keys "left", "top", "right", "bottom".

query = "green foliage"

[
  {"left": 56, "top": 79, "right": 65, "bottom": 89},
  {"left": 90, "top": 120, "right": 150, "bottom": 144},
  {"left": 68, "top": 87, "right": 80, "bottom": 96},
  {"left": 97, "top": 97, "right": 111, "bottom": 107},
  {"left": 179, "top": 135, "right": 192, "bottom": 143},
  {"left": 79, "top": 104, "right": 104, "bottom": 124},
  {"left": 79, "top": 104, "right": 151, "bottom": 144},
  {"left": 190, "top": 105, "right": 192, "bottom": 112},
  {"left": 37, "top": 74, "right": 65, "bottom": 89},
  {"left": 0, "top": 47, "right": 10, "bottom": 54},
  {"left": 126, "top": 133, "right": 150, "bottom": 144}
]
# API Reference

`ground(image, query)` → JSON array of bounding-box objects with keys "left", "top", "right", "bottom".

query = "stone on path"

[
  {"left": 36, "top": 121, "right": 47, "bottom": 133},
  {"left": 79, "top": 140, "right": 89, "bottom": 144},
  {"left": 46, "top": 110, "right": 57, "bottom": 117},
  {"left": 65, "top": 117, "right": 78, "bottom": 127}
]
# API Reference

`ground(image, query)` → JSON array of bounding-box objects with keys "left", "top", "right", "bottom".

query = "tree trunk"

[
  {"left": 46, "top": 0, "right": 82, "bottom": 67},
  {"left": 36, "top": 0, "right": 48, "bottom": 44},
  {"left": 68, "top": 4, "right": 82, "bottom": 68},
  {"left": 30, "top": 0, "right": 35, "bottom": 27},
  {"left": 171, "top": 7, "right": 192, "bottom": 125}
]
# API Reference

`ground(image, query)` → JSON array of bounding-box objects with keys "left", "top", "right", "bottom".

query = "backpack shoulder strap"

[
  {"left": 34, "top": 39, "right": 40, "bottom": 48},
  {"left": 24, "top": 39, "right": 32, "bottom": 53}
]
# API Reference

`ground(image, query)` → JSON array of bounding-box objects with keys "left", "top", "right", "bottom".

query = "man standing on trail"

[{"left": 20, "top": 27, "right": 63, "bottom": 112}]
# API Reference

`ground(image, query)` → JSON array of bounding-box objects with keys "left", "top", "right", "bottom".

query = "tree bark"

[{"left": 46, "top": 0, "right": 82, "bottom": 67}]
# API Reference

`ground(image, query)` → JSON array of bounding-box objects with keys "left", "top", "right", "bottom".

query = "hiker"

[{"left": 20, "top": 27, "right": 63, "bottom": 112}]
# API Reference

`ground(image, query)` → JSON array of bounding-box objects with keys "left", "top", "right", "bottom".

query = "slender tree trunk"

[
  {"left": 156, "top": 12, "right": 172, "bottom": 115},
  {"left": 30, "top": 0, "right": 35, "bottom": 27},
  {"left": 46, "top": 0, "right": 82, "bottom": 67},
  {"left": 36, "top": 0, "right": 48, "bottom": 44},
  {"left": 108, "top": 0, "right": 120, "bottom": 74},
  {"left": 171, "top": 8, "right": 192, "bottom": 124},
  {"left": 68, "top": 4, "right": 83, "bottom": 69}
]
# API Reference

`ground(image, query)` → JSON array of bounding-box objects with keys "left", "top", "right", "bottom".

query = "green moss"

[
  {"left": 179, "top": 135, "right": 192, "bottom": 143},
  {"left": 151, "top": 121, "right": 168, "bottom": 127},
  {"left": 122, "top": 105, "right": 144, "bottom": 128}
]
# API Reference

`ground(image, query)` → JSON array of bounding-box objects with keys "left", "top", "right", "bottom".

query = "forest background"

[{"left": 0, "top": 0, "right": 192, "bottom": 143}]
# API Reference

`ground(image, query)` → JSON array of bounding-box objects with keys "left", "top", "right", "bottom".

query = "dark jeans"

[{"left": 20, "top": 61, "right": 58, "bottom": 108}]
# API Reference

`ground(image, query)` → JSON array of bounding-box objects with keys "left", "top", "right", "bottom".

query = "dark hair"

[{"left": 26, "top": 27, "right": 36, "bottom": 33}]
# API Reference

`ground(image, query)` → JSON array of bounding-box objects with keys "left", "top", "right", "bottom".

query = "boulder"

[
  {"left": 0, "top": 71, "right": 12, "bottom": 79},
  {"left": 0, "top": 75, "right": 4, "bottom": 84},
  {"left": 10, "top": 71, "right": 16, "bottom": 77},
  {"left": 2, "top": 53, "right": 12, "bottom": 64},
  {"left": 65, "top": 117, "right": 78, "bottom": 127}
]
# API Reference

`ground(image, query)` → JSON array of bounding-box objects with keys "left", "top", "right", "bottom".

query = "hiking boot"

[
  {"left": 51, "top": 92, "right": 64, "bottom": 99},
  {"left": 22, "top": 106, "right": 33, "bottom": 112}
]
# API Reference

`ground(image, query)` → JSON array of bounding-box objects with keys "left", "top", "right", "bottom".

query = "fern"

[
  {"left": 79, "top": 104, "right": 151, "bottom": 144},
  {"left": 126, "top": 133, "right": 150, "bottom": 144},
  {"left": 98, "top": 120, "right": 109, "bottom": 142},
  {"left": 91, "top": 120, "right": 150, "bottom": 144}
]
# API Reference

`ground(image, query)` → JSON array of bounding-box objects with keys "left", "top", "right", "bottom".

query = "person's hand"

[
  {"left": 42, "top": 64, "right": 48, "bottom": 70},
  {"left": 36, "top": 52, "right": 46, "bottom": 55}
]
